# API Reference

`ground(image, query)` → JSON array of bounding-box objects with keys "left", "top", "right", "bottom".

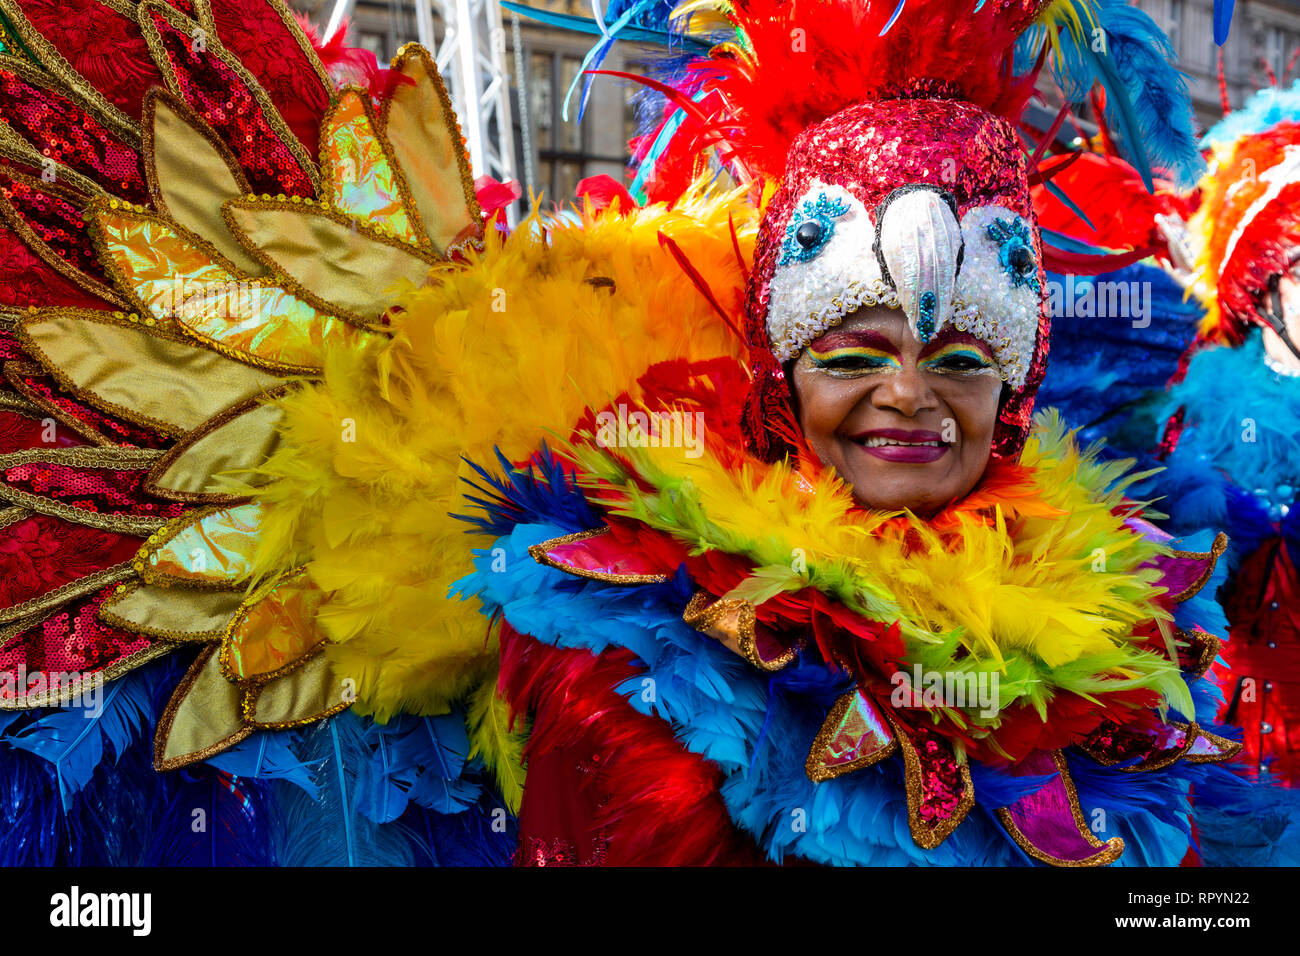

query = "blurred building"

[
  {"left": 1133, "top": 0, "right": 1299, "bottom": 128},
  {"left": 292, "top": 0, "right": 1300, "bottom": 206}
]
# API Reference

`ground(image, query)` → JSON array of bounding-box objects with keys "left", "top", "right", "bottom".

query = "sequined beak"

[{"left": 874, "top": 186, "right": 963, "bottom": 342}]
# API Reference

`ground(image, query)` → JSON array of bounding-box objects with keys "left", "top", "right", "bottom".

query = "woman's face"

[{"left": 790, "top": 307, "right": 1003, "bottom": 515}]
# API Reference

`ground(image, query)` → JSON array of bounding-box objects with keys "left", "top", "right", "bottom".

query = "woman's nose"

[{"left": 870, "top": 362, "right": 939, "bottom": 417}]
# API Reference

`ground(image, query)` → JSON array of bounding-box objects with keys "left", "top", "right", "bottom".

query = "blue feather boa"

[{"left": 457, "top": 504, "right": 1280, "bottom": 866}]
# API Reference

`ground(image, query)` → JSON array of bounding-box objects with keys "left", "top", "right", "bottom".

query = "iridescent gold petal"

[
  {"left": 174, "top": 278, "right": 362, "bottom": 372},
  {"left": 146, "top": 392, "right": 287, "bottom": 504},
  {"left": 381, "top": 45, "right": 483, "bottom": 254},
  {"left": 15, "top": 308, "right": 284, "bottom": 438},
  {"left": 87, "top": 199, "right": 240, "bottom": 320},
  {"left": 221, "top": 568, "right": 324, "bottom": 683},
  {"left": 154, "top": 644, "right": 252, "bottom": 770},
  {"left": 136, "top": 503, "right": 262, "bottom": 590},
  {"left": 243, "top": 649, "right": 352, "bottom": 729},
  {"left": 144, "top": 90, "right": 265, "bottom": 276},
  {"left": 322, "top": 87, "right": 419, "bottom": 244},
  {"left": 222, "top": 198, "right": 436, "bottom": 325},
  {"left": 100, "top": 578, "right": 243, "bottom": 643}
]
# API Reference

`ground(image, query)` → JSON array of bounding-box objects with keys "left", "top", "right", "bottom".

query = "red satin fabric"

[
  {"left": 1220, "top": 539, "right": 1300, "bottom": 783},
  {"left": 498, "top": 623, "right": 768, "bottom": 866}
]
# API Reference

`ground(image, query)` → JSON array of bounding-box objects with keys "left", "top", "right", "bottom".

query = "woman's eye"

[
  {"left": 932, "top": 355, "right": 989, "bottom": 372},
  {"left": 808, "top": 350, "right": 895, "bottom": 374}
]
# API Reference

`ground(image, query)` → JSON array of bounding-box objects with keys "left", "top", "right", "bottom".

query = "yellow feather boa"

[{"left": 248, "top": 187, "right": 758, "bottom": 803}]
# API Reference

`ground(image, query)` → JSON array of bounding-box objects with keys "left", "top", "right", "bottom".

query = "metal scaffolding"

[{"left": 322, "top": 0, "right": 518, "bottom": 196}]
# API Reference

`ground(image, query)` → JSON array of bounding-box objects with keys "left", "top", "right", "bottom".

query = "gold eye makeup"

[{"left": 918, "top": 342, "right": 998, "bottom": 376}]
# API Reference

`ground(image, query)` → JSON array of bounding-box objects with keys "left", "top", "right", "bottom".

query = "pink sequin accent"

[
  {"left": 147, "top": 10, "right": 314, "bottom": 198},
  {"left": 913, "top": 727, "right": 964, "bottom": 825},
  {"left": 0, "top": 67, "right": 147, "bottom": 202}
]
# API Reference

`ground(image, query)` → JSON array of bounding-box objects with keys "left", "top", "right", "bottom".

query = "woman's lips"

[{"left": 847, "top": 428, "right": 949, "bottom": 463}]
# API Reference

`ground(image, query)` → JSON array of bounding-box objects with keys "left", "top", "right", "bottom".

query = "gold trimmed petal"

[
  {"left": 995, "top": 751, "right": 1126, "bottom": 867},
  {"left": 99, "top": 578, "right": 243, "bottom": 643},
  {"left": 135, "top": 502, "right": 262, "bottom": 590},
  {"left": 381, "top": 44, "right": 483, "bottom": 254},
  {"left": 242, "top": 648, "right": 353, "bottom": 729},
  {"left": 146, "top": 389, "right": 288, "bottom": 504},
  {"left": 154, "top": 644, "right": 252, "bottom": 770},
  {"left": 322, "top": 87, "right": 420, "bottom": 244},
  {"left": 87, "top": 197, "right": 241, "bottom": 321},
  {"left": 15, "top": 307, "right": 284, "bottom": 437},
  {"left": 222, "top": 197, "right": 436, "bottom": 326},
  {"left": 143, "top": 89, "right": 264, "bottom": 276},
  {"left": 220, "top": 567, "right": 324, "bottom": 684}
]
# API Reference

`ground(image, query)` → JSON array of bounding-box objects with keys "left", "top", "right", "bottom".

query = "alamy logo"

[
  {"left": 594, "top": 403, "right": 706, "bottom": 459},
  {"left": 890, "top": 664, "right": 1000, "bottom": 718},
  {"left": 49, "top": 886, "right": 151, "bottom": 936}
]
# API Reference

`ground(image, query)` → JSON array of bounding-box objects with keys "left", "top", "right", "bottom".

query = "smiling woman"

[{"left": 790, "top": 310, "right": 1004, "bottom": 514}]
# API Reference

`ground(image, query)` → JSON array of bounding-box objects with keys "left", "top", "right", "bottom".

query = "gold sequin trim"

[
  {"left": 15, "top": 307, "right": 217, "bottom": 440},
  {"left": 152, "top": 643, "right": 252, "bottom": 771},
  {"left": 139, "top": 87, "right": 254, "bottom": 231},
  {"left": 0, "top": 559, "right": 138, "bottom": 626},
  {"left": 239, "top": 647, "right": 354, "bottom": 729},
  {"left": 133, "top": 503, "right": 255, "bottom": 592},
  {"left": 383, "top": 43, "right": 485, "bottom": 246},
  {"left": 682, "top": 589, "right": 800, "bottom": 671},
  {"left": 1165, "top": 532, "right": 1229, "bottom": 603},
  {"left": 2, "top": 359, "right": 115, "bottom": 447},
  {"left": 0, "top": 122, "right": 105, "bottom": 199},
  {"left": 1175, "top": 626, "right": 1221, "bottom": 679},
  {"left": 1081, "top": 721, "right": 1200, "bottom": 773},
  {"left": 1181, "top": 724, "right": 1244, "bottom": 764},
  {"left": 0, "top": 178, "right": 131, "bottom": 310},
  {"left": 320, "top": 84, "right": 433, "bottom": 253},
  {"left": 218, "top": 565, "right": 323, "bottom": 686},
  {"left": 994, "top": 750, "right": 1126, "bottom": 867},
  {"left": 0, "top": 640, "right": 174, "bottom": 711},
  {"left": 0, "top": 3, "right": 140, "bottom": 142},
  {"left": 527, "top": 527, "right": 669, "bottom": 585},
  {"left": 219, "top": 195, "right": 439, "bottom": 330},
  {"left": 98, "top": 577, "right": 235, "bottom": 643}
]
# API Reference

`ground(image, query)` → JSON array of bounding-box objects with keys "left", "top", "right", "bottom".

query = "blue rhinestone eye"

[
  {"left": 779, "top": 193, "right": 851, "bottom": 265},
  {"left": 986, "top": 217, "right": 1040, "bottom": 292}
]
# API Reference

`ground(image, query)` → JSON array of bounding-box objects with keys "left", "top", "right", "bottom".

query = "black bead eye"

[
  {"left": 795, "top": 220, "right": 823, "bottom": 248},
  {"left": 1009, "top": 244, "right": 1034, "bottom": 273}
]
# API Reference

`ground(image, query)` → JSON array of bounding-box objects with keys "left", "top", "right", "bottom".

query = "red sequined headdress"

[{"left": 646, "top": 0, "right": 1196, "bottom": 461}]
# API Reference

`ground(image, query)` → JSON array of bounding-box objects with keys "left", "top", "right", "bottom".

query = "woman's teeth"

[{"left": 859, "top": 437, "right": 942, "bottom": 447}]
